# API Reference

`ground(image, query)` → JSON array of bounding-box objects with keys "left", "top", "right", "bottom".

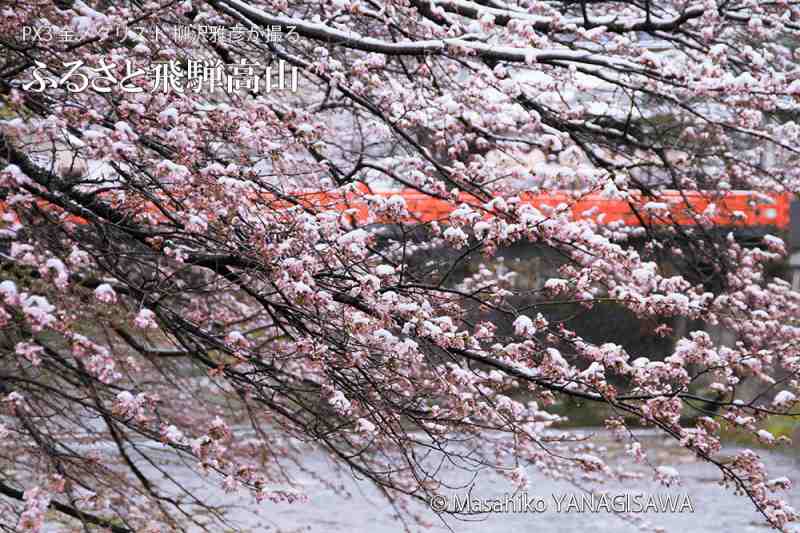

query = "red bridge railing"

[
  {"left": 2, "top": 189, "right": 791, "bottom": 230},
  {"left": 282, "top": 189, "right": 791, "bottom": 229}
]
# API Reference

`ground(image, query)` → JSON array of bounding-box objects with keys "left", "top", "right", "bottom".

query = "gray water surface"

[
  {"left": 148, "top": 429, "right": 799, "bottom": 533},
  {"left": 29, "top": 428, "right": 800, "bottom": 532}
]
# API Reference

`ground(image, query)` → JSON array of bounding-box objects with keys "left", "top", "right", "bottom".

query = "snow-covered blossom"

[
  {"left": 68, "top": 247, "right": 90, "bottom": 266},
  {"left": 355, "top": 418, "right": 376, "bottom": 433},
  {"left": 0, "top": 280, "right": 18, "bottom": 305},
  {"left": 773, "top": 391, "right": 797, "bottom": 408},
  {"left": 763, "top": 235, "right": 786, "bottom": 254},
  {"left": 544, "top": 278, "right": 569, "bottom": 294},
  {"left": 226, "top": 330, "right": 251, "bottom": 348},
  {"left": 15, "top": 341, "right": 43, "bottom": 366},
  {"left": 443, "top": 227, "right": 469, "bottom": 247},
  {"left": 513, "top": 315, "right": 536, "bottom": 337},
  {"left": 374, "top": 264, "right": 395, "bottom": 277},
  {"left": 1, "top": 164, "right": 32, "bottom": 186},
  {"left": 161, "top": 425, "right": 186, "bottom": 444},
  {"left": 134, "top": 308, "right": 157, "bottom": 329},
  {"left": 328, "top": 390, "right": 352, "bottom": 415},
  {"left": 626, "top": 442, "right": 647, "bottom": 463},
  {"left": 655, "top": 466, "right": 680, "bottom": 486},
  {"left": 767, "top": 477, "right": 792, "bottom": 491},
  {"left": 20, "top": 294, "right": 56, "bottom": 331},
  {"left": 43, "top": 258, "right": 69, "bottom": 289},
  {"left": 94, "top": 283, "right": 117, "bottom": 304},
  {"left": 113, "top": 391, "right": 149, "bottom": 420},
  {"left": 5, "top": 391, "right": 24, "bottom": 408},
  {"left": 756, "top": 430, "right": 775, "bottom": 445}
]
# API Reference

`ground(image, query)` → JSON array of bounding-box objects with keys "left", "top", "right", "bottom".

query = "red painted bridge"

[
  {"left": 282, "top": 188, "right": 791, "bottom": 229},
  {"left": 2, "top": 189, "right": 792, "bottom": 230}
]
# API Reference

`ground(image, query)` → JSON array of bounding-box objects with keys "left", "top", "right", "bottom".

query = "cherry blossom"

[
  {"left": 133, "top": 308, "right": 157, "bottom": 329},
  {"left": 93, "top": 283, "right": 117, "bottom": 304},
  {"left": 0, "top": 0, "right": 798, "bottom": 531}
]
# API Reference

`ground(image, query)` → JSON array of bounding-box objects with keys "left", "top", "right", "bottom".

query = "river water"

[{"left": 135, "top": 429, "right": 798, "bottom": 533}]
